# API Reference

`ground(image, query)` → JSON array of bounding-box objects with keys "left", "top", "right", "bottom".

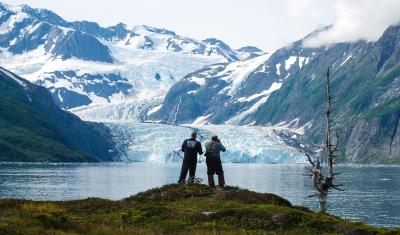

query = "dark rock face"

[
  {"left": 21, "top": 4, "right": 67, "bottom": 26},
  {"left": 155, "top": 73, "right": 161, "bottom": 81},
  {"left": 141, "top": 25, "right": 176, "bottom": 36},
  {"left": 36, "top": 71, "right": 133, "bottom": 109},
  {"left": 203, "top": 38, "right": 232, "bottom": 51},
  {"left": 151, "top": 64, "right": 229, "bottom": 123},
  {"left": 140, "top": 36, "right": 153, "bottom": 49},
  {"left": 52, "top": 31, "right": 113, "bottom": 63},
  {"left": 237, "top": 46, "right": 263, "bottom": 53},
  {"left": 49, "top": 87, "right": 92, "bottom": 110},
  {"left": 237, "top": 46, "right": 264, "bottom": 59},
  {"left": 21, "top": 5, "right": 128, "bottom": 40},
  {"left": 8, "top": 21, "right": 50, "bottom": 53},
  {"left": 0, "top": 6, "right": 114, "bottom": 63},
  {"left": 345, "top": 111, "right": 400, "bottom": 163},
  {"left": 202, "top": 38, "right": 240, "bottom": 61}
]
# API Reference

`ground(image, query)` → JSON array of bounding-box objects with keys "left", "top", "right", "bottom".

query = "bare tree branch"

[
  {"left": 305, "top": 154, "right": 315, "bottom": 167},
  {"left": 331, "top": 185, "right": 345, "bottom": 191}
]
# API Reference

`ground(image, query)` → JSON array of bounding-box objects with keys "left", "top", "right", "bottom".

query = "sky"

[{"left": 3, "top": 0, "right": 400, "bottom": 52}]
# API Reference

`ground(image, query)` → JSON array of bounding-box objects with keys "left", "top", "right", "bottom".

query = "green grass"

[{"left": 0, "top": 184, "right": 398, "bottom": 235}]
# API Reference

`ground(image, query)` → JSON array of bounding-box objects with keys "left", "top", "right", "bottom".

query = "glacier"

[{"left": 107, "top": 122, "right": 305, "bottom": 163}]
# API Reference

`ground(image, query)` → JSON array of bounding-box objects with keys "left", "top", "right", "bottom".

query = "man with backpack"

[{"left": 205, "top": 135, "right": 226, "bottom": 188}]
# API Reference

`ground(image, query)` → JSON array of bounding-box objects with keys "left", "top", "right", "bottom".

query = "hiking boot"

[
  {"left": 178, "top": 179, "right": 185, "bottom": 184},
  {"left": 208, "top": 175, "right": 215, "bottom": 188},
  {"left": 188, "top": 177, "right": 195, "bottom": 184}
]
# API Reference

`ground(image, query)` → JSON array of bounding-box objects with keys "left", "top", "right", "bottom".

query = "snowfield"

[
  {"left": 0, "top": 2, "right": 254, "bottom": 121},
  {"left": 0, "top": 45, "right": 224, "bottom": 120}
]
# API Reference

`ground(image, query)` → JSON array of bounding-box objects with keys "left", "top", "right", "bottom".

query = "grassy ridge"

[{"left": 0, "top": 184, "right": 398, "bottom": 235}]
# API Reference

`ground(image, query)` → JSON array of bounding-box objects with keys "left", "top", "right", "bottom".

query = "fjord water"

[{"left": 0, "top": 163, "right": 399, "bottom": 227}]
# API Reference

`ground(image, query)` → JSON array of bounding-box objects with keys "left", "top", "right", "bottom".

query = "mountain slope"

[
  {"left": 249, "top": 25, "right": 400, "bottom": 163},
  {"left": 0, "top": 2, "right": 262, "bottom": 121},
  {"left": 151, "top": 34, "right": 323, "bottom": 125},
  {"left": 0, "top": 67, "right": 117, "bottom": 162},
  {"left": 152, "top": 25, "right": 400, "bottom": 163}
]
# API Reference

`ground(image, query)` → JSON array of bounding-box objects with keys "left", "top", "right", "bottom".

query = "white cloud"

[{"left": 302, "top": 0, "right": 400, "bottom": 48}]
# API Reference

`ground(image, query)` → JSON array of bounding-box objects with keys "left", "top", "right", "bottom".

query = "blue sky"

[{"left": 4, "top": 0, "right": 400, "bottom": 52}]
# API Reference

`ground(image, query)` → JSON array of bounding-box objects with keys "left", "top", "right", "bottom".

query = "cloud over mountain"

[{"left": 302, "top": 0, "right": 400, "bottom": 47}]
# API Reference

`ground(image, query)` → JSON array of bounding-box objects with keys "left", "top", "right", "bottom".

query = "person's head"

[
  {"left": 211, "top": 135, "right": 219, "bottom": 142},
  {"left": 191, "top": 132, "right": 197, "bottom": 139}
]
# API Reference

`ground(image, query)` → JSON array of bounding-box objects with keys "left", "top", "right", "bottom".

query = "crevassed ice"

[
  {"left": 108, "top": 122, "right": 304, "bottom": 163},
  {"left": 72, "top": 98, "right": 162, "bottom": 123}
]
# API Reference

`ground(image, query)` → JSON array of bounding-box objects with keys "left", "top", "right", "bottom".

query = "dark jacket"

[{"left": 181, "top": 138, "right": 203, "bottom": 162}]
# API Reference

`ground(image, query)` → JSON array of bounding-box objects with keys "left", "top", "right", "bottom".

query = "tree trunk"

[{"left": 306, "top": 67, "right": 342, "bottom": 213}]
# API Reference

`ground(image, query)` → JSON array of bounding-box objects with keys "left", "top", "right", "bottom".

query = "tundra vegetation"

[{"left": 0, "top": 184, "right": 398, "bottom": 235}]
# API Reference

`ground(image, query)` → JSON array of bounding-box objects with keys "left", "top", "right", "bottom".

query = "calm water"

[{"left": 0, "top": 163, "right": 399, "bottom": 227}]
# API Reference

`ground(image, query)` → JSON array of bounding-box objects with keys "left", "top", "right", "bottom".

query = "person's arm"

[
  {"left": 219, "top": 142, "right": 226, "bottom": 152},
  {"left": 181, "top": 140, "right": 186, "bottom": 152},
  {"left": 198, "top": 142, "right": 203, "bottom": 155}
]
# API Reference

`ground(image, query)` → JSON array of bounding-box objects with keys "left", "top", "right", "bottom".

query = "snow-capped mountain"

[
  {"left": 151, "top": 35, "right": 323, "bottom": 125},
  {"left": 237, "top": 46, "right": 265, "bottom": 59},
  {"left": 0, "top": 2, "right": 262, "bottom": 119},
  {"left": 152, "top": 23, "right": 400, "bottom": 163},
  {"left": 2, "top": 2, "right": 398, "bottom": 163}
]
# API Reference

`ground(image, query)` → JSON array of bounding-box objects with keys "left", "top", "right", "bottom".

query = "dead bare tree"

[{"left": 305, "top": 67, "right": 344, "bottom": 212}]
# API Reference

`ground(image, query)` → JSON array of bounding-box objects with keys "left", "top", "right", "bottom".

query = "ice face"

[
  {"left": 190, "top": 124, "right": 304, "bottom": 163},
  {"left": 107, "top": 122, "right": 195, "bottom": 162},
  {"left": 107, "top": 122, "right": 304, "bottom": 163}
]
